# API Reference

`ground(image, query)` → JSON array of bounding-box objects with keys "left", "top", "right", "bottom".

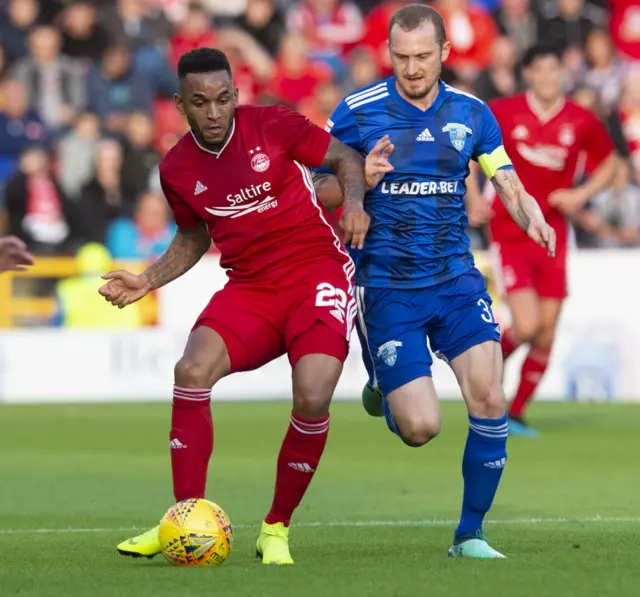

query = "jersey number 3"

[
  {"left": 316, "top": 283, "right": 347, "bottom": 323},
  {"left": 477, "top": 298, "right": 495, "bottom": 323}
]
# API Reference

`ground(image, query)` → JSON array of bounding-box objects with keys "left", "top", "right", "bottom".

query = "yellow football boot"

[
  {"left": 255, "top": 521, "right": 294, "bottom": 565},
  {"left": 117, "top": 525, "right": 162, "bottom": 558}
]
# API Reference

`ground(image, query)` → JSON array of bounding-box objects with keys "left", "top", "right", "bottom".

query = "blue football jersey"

[{"left": 324, "top": 77, "right": 512, "bottom": 289}]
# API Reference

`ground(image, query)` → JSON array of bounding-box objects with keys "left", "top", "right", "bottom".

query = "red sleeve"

[
  {"left": 581, "top": 111, "right": 615, "bottom": 164},
  {"left": 266, "top": 106, "right": 331, "bottom": 168},
  {"left": 159, "top": 169, "right": 201, "bottom": 228}
]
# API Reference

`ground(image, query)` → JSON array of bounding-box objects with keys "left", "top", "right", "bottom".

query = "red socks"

[
  {"left": 509, "top": 347, "right": 550, "bottom": 418},
  {"left": 265, "top": 412, "right": 330, "bottom": 527},
  {"left": 170, "top": 386, "right": 213, "bottom": 502},
  {"left": 501, "top": 327, "right": 519, "bottom": 362}
]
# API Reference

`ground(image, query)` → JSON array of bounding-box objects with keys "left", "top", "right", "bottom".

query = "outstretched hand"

[
  {"left": 0, "top": 236, "right": 34, "bottom": 273},
  {"left": 365, "top": 135, "right": 395, "bottom": 190},
  {"left": 98, "top": 270, "right": 151, "bottom": 308}
]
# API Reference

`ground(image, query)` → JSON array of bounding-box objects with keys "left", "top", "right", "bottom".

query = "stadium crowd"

[{"left": 0, "top": 0, "right": 639, "bottom": 260}]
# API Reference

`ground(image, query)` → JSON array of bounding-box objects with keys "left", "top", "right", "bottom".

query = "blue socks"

[{"left": 455, "top": 413, "right": 508, "bottom": 537}]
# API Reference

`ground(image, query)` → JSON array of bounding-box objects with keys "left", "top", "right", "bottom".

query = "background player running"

[
  {"left": 313, "top": 4, "right": 555, "bottom": 558},
  {"left": 99, "top": 48, "right": 368, "bottom": 565},
  {"left": 483, "top": 45, "right": 616, "bottom": 437}
]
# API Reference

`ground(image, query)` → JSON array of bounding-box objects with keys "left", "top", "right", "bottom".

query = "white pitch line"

[{"left": 0, "top": 516, "right": 638, "bottom": 536}]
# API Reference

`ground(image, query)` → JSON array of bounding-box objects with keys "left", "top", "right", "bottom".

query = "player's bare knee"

[
  {"left": 292, "top": 391, "right": 332, "bottom": 419},
  {"left": 397, "top": 417, "right": 440, "bottom": 447},
  {"left": 174, "top": 357, "right": 223, "bottom": 389},
  {"left": 468, "top": 383, "right": 506, "bottom": 419},
  {"left": 533, "top": 328, "right": 555, "bottom": 352},
  {"left": 512, "top": 321, "right": 538, "bottom": 345}
]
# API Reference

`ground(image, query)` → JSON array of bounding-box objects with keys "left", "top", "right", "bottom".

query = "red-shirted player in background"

[
  {"left": 99, "top": 48, "right": 369, "bottom": 564},
  {"left": 484, "top": 45, "right": 616, "bottom": 437}
]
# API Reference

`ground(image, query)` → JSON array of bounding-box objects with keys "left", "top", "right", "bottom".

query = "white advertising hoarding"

[{"left": 0, "top": 250, "right": 638, "bottom": 403}]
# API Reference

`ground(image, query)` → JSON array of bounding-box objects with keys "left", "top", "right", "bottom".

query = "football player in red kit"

[
  {"left": 99, "top": 48, "right": 369, "bottom": 564},
  {"left": 486, "top": 45, "right": 616, "bottom": 436}
]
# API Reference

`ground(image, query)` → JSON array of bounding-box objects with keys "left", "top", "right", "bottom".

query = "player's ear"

[
  {"left": 174, "top": 93, "right": 186, "bottom": 116},
  {"left": 440, "top": 40, "right": 451, "bottom": 64},
  {"left": 233, "top": 86, "right": 239, "bottom": 106}
]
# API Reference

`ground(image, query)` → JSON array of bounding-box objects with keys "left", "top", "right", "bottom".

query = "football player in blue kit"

[{"left": 313, "top": 4, "right": 555, "bottom": 558}]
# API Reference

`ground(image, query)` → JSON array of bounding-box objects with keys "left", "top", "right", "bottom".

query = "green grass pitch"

[{"left": 0, "top": 401, "right": 638, "bottom": 597}]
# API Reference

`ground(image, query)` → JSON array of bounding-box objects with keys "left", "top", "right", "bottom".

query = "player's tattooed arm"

[
  {"left": 318, "top": 137, "right": 370, "bottom": 249},
  {"left": 311, "top": 172, "right": 344, "bottom": 211},
  {"left": 142, "top": 223, "right": 211, "bottom": 291},
  {"left": 492, "top": 169, "right": 557, "bottom": 257}
]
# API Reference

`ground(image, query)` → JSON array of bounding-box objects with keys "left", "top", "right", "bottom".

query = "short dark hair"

[
  {"left": 521, "top": 44, "right": 563, "bottom": 68},
  {"left": 177, "top": 48, "right": 232, "bottom": 79},
  {"left": 388, "top": 4, "right": 446, "bottom": 47}
]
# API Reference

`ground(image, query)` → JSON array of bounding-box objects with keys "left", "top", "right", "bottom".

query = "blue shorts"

[{"left": 355, "top": 268, "right": 501, "bottom": 395}]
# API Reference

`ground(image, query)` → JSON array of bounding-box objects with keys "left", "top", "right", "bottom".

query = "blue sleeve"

[
  {"left": 473, "top": 104, "right": 513, "bottom": 177},
  {"left": 314, "top": 99, "right": 363, "bottom": 175}
]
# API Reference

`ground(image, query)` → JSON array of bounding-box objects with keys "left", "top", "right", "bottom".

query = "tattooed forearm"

[
  {"left": 312, "top": 171, "right": 344, "bottom": 210},
  {"left": 491, "top": 169, "right": 544, "bottom": 231},
  {"left": 142, "top": 224, "right": 211, "bottom": 291},
  {"left": 319, "top": 137, "right": 366, "bottom": 209}
]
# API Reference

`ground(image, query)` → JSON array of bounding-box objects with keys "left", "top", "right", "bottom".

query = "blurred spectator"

[
  {"left": 574, "top": 162, "right": 640, "bottom": 248},
  {"left": 152, "top": 98, "right": 189, "bottom": 156},
  {"left": 120, "top": 112, "right": 161, "bottom": 201},
  {"left": 618, "top": 70, "right": 640, "bottom": 184},
  {"left": 219, "top": 26, "right": 276, "bottom": 98},
  {"left": 493, "top": 0, "right": 538, "bottom": 61},
  {"left": 299, "top": 80, "right": 344, "bottom": 126},
  {"left": 609, "top": 0, "right": 640, "bottom": 62},
  {"left": 286, "top": 0, "right": 365, "bottom": 76},
  {"left": 0, "top": 43, "right": 8, "bottom": 82},
  {"left": 55, "top": 242, "right": 144, "bottom": 327},
  {"left": 435, "top": 0, "right": 498, "bottom": 80},
  {"left": 572, "top": 86, "right": 629, "bottom": 163},
  {"left": 86, "top": 45, "right": 154, "bottom": 133},
  {"left": 361, "top": 1, "right": 409, "bottom": 75},
  {"left": 58, "top": 1, "right": 110, "bottom": 65},
  {"left": 474, "top": 36, "right": 522, "bottom": 102},
  {"left": 233, "top": 0, "right": 286, "bottom": 57},
  {"left": 0, "top": 0, "right": 40, "bottom": 67},
  {"left": 12, "top": 25, "right": 85, "bottom": 132},
  {"left": 265, "top": 33, "right": 333, "bottom": 107},
  {"left": 539, "top": 0, "right": 597, "bottom": 52},
  {"left": 583, "top": 29, "right": 626, "bottom": 115},
  {"left": 562, "top": 45, "right": 587, "bottom": 95},
  {"left": 345, "top": 47, "right": 380, "bottom": 94},
  {"left": 169, "top": 2, "right": 217, "bottom": 67},
  {"left": 78, "top": 138, "right": 129, "bottom": 243},
  {"left": 101, "top": 0, "right": 174, "bottom": 52},
  {"left": 0, "top": 79, "right": 49, "bottom": 188},
  {"left": 57, "top": 112, "right": 100, "bottom": 199},
  {"left": 4, "top": 146, "right": 77, "bottom": 255},
  {"left": 106, "top": 190, "right": 175, "bottom": 259}
]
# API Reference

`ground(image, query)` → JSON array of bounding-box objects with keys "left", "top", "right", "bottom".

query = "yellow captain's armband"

[{"left": 478, "top": 146, "right": 512, "bottom": 179}]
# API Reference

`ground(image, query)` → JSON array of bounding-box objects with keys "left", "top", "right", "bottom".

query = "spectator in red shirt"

[
  {"left": 435, "top": 0, "right": 498, "bottom": 80},
  {"left": 265, "top": 34, "right": 333, "bottom": 107},
  {"left": 345, "top": 47, "right": 381, "bottom": 94},
  {"left": 609, "top": 0, "right": 640, "bottom": 62},
  {"left": 169, "top": 3, "right": 216, "bottom": 68},
  {"left": 286, "top": 0, "right": 365, "bottom": 77},
  {"left": 298, "top": 80, "right": 343, "bottom": 127},
  {"left": 361, "top": 1, "right": 410, "bottom": 76}
]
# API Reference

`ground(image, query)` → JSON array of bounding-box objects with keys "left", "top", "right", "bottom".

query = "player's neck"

[
  {"left": 527, "top": 90, "right": 565, "bottom": 120},
  {"left": 395, "top": 79, "right": 440, "bottom": 112}
]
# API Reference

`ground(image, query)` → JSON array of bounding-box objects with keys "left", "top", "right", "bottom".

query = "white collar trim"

[
  {"left": 526, "top": 91, "right": 565, "bottom": 125},
  {"left": 189, "top": 119, "right": 236, "bottom": 159}
]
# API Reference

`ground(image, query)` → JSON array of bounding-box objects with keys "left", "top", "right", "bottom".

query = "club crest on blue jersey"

[
  {"left": 442, "top": 123, "right": 473, "bottom": 152},
  {"left": 377, "top": 340, "right": 403, "bottom": 367}
]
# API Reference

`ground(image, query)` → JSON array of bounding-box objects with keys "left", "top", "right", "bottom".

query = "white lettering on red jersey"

[
  {"left": 159, "top": 105, "right": 352, "bottom": 283},
  {"left": 487, "top": 92, "right": 614, "bottom": 243}
]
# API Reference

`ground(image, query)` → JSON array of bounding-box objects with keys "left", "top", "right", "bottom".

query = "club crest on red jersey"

[
  {"left": 558, "top": 124, "right": 575, "bottom": 147},
  {"left": 249, "top": 146, "right": 270, "bottom": 172},
  {"left": 512, "top": 125, "right": 529, "bottom": 140}
]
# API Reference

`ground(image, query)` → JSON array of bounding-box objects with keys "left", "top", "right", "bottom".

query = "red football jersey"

[
  {"left": 159, "top": 105, "right": 350, "bottom": 283},
  {"left": 488, "top": 92, "right": 614, "bottom": 243}
]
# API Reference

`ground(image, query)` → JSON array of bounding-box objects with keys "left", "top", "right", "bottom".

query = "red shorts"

[
  {"left": 490, "top": 233, "right": 568, "bottom": 299},
  {"left": 192, "top": 261, "right": 356, "bottom": 372}
]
